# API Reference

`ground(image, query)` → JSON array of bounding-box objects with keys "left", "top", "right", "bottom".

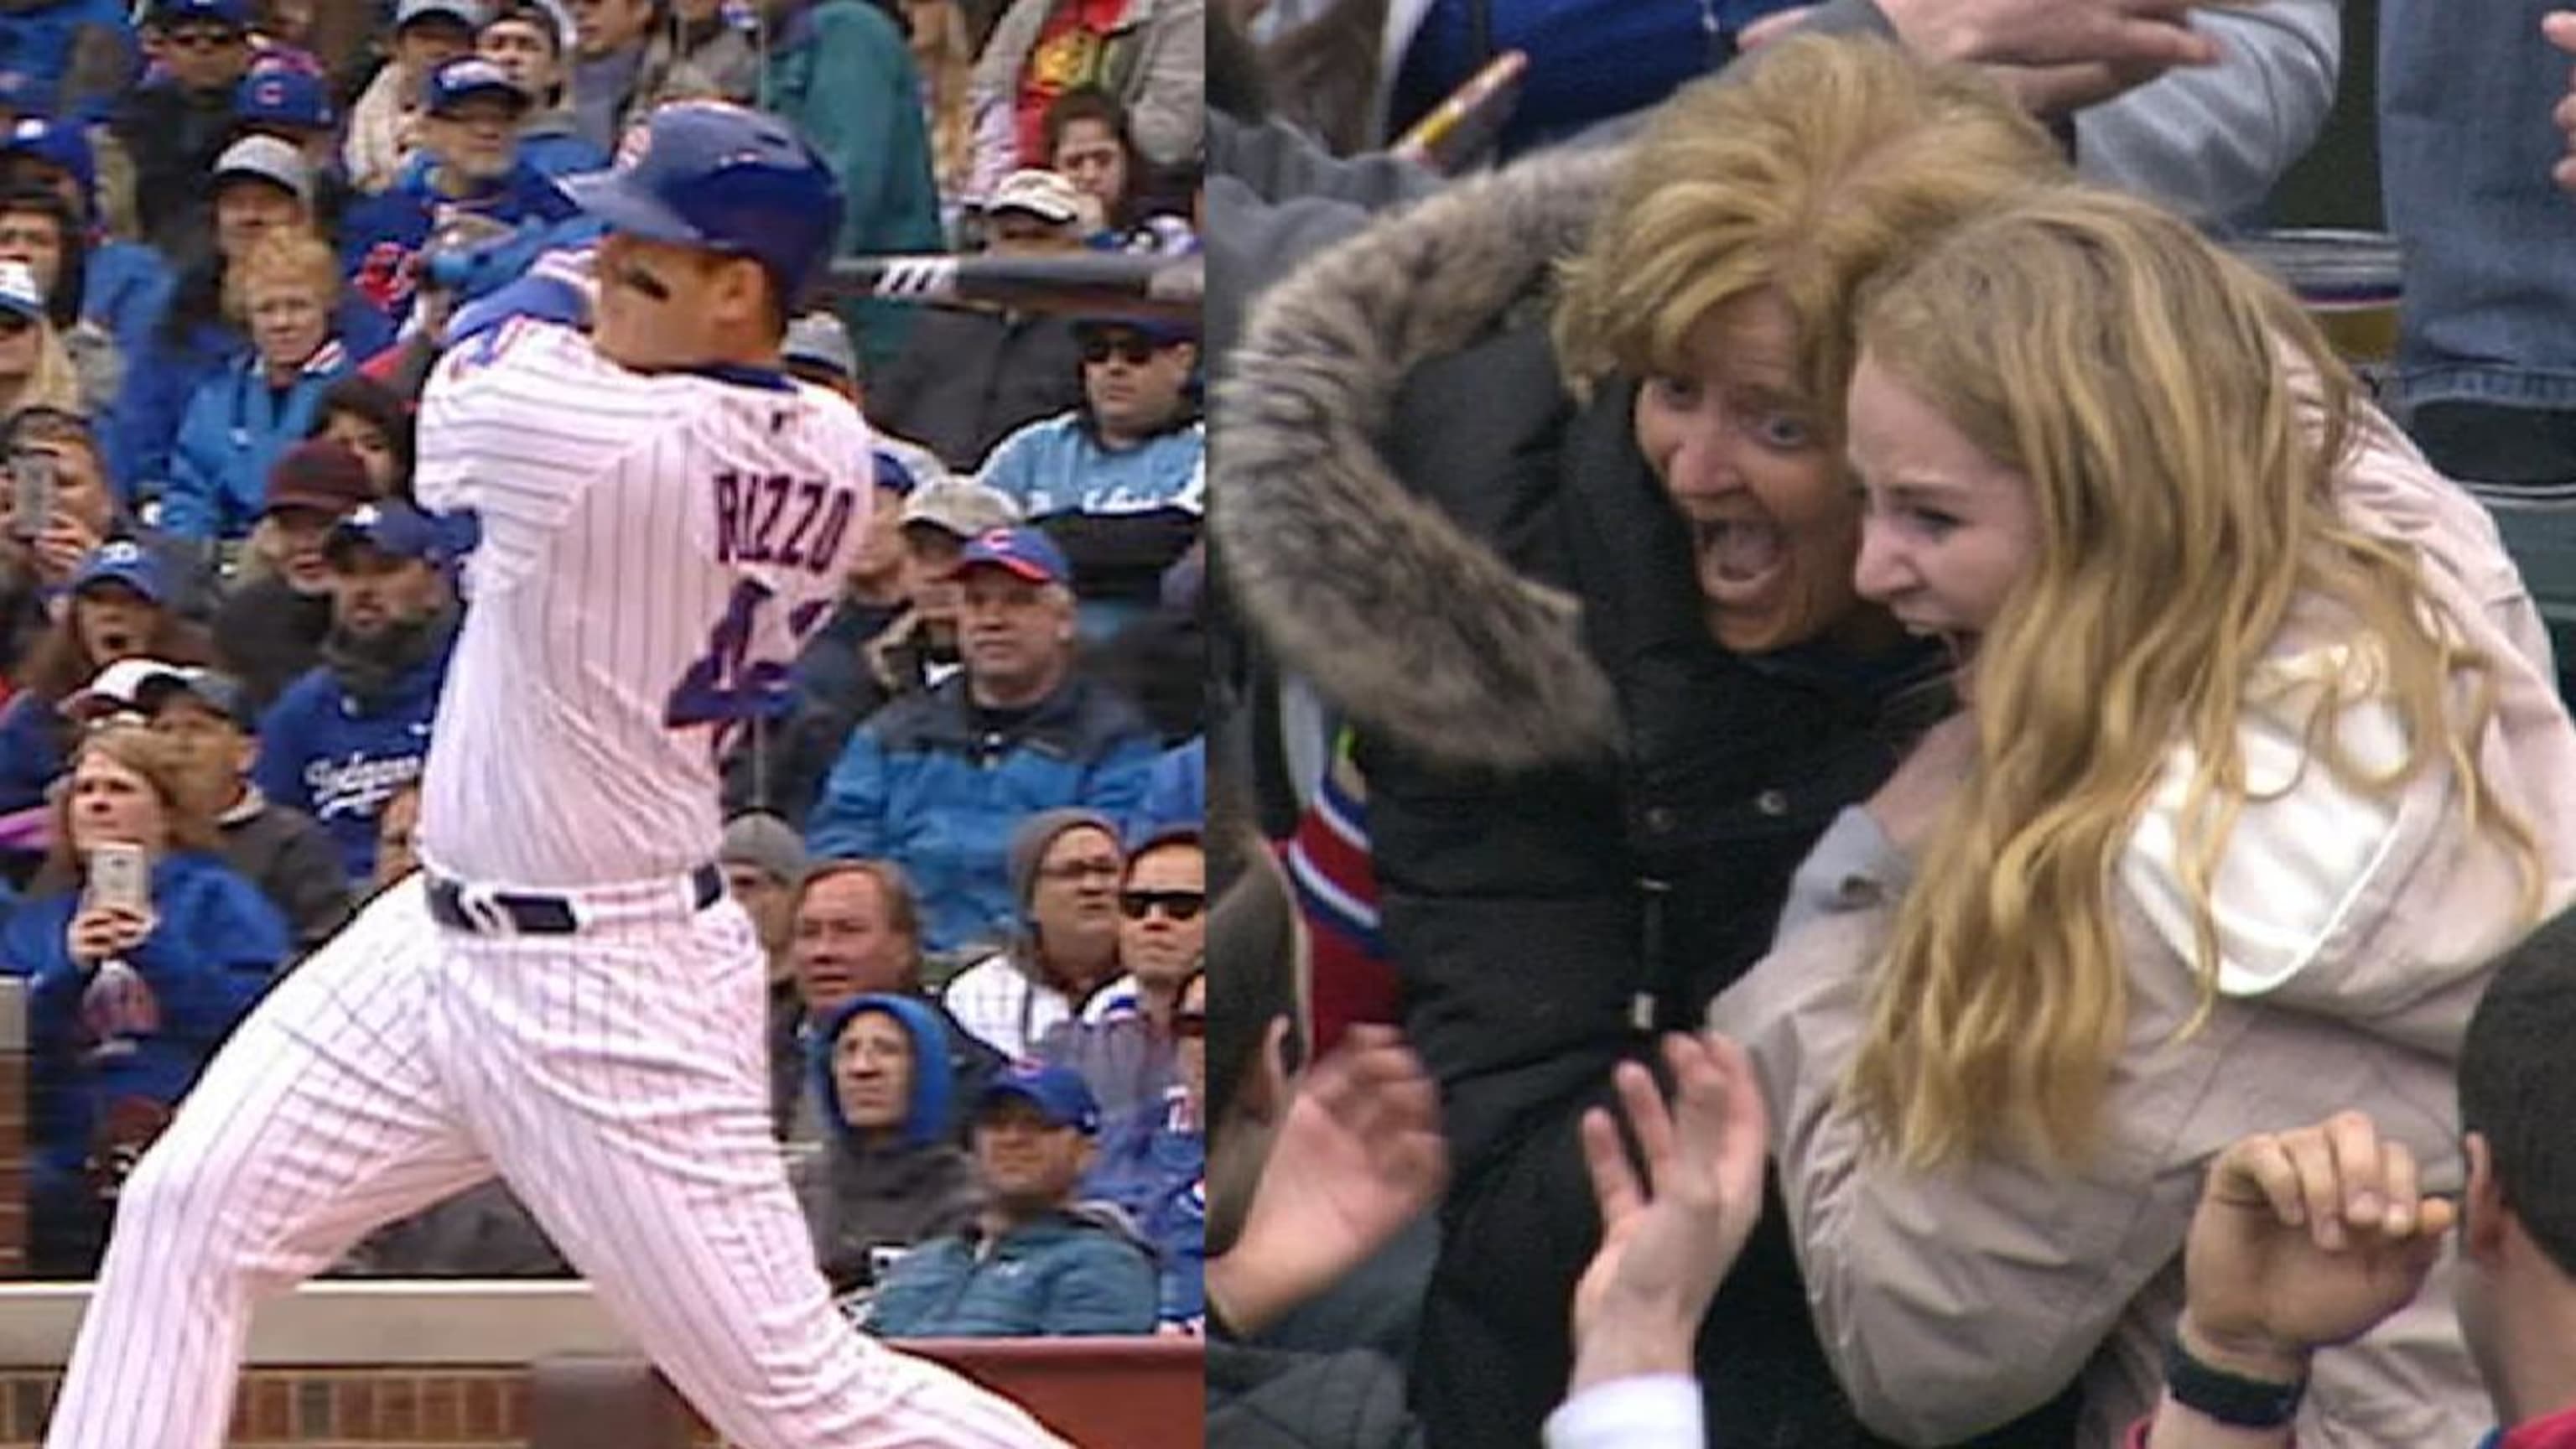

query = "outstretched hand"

[
  {"left": 1568, "top": 1032, "right": 1771, "bottom": 1393},
  {"left": 2547, "top": 13, "right": 2576, "bottom": 193},
  {"left": 2175, "top": 1112, "right": 2454, "bottom": 1386},
  {"left": 1877, "top": 0, "right": 2225, "bottom": 72},
  {"left": 1211, "top": 1025, "right": 1447, "bottom": 1336}
]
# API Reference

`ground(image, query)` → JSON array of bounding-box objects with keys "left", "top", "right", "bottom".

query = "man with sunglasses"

[
  {"left": 41, "top": 102, "right": 1066, "bottom": 1449},
  {"left": 1037, "top": 823, "right": 1203, "bottom": 1121},
  {"left": 112, "top": 0, "right": 257, "bottom": 258},
  {"left": 975, "top": 312, "right": 1201, "bottom": 639}
]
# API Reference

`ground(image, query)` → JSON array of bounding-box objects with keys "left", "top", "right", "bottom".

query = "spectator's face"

[
  {"left": 1030, "top": 826, "right": 1121, "bottom": 962},
  {"left": 985, "top": 213, "right": 1077, "bottom": 257},
  {"left": 1081, "top": 330, "right": 1194, "bottom": 440},
  {"left": 148, "top": 697, "right": 253, "bottom": 787},
  {"left": 0, "top": 207, "right": 65, "bottom": 299},
  {"left": 1633, "top": 288, "right": 1863, "bottom": 656},
  {"left": 262, "top": 505, "right": 341, "bottom": 593},
  {"left": 72, "top": 584, "right": 156, "bottom": 664},
  {"left": 212, "top": 179, "right": 305, "bottom": 262},
  {"left": 1845, "top": 352, "right": 2040, "bottom": 657},
  {"left": 901, "top": 527, "right": 966, "bottom": 624},
  {"left": 831, "top": 1010, "right": 915, "bottom": 1135},
  {"left": 246, "top": 278, "right": 330, "bottom": 373},
  {"left": 957, "top": 569, "right": 1073, "bottom": 697},
  {"left": 971, "top": 1098, "right": 1092, "bottom": 1210},
  {"left": 394, "top": 17, "right": 478, "bottom": 70},
  {"left": 262, "top": 0, "right": 317, "bottom": 44},
  {"left": 373, "top": 787, "right": 421, "bottom": 887},
  {"left": 1176, "top": 973, "right": 1205, "bottom": 1118},
  {"left": 477, "top": 18, "right": 563, "bottom": 93},
  {"left": 318, "top": 410, "right": 400, "bottom": 494},
  {"left": 569, "top": 0, "right": 652, "bottom": 57},
  {"left": 1052, "top": 120, "right": 1127, "bottom": 209},
  {"left": 849, "top": 485, "right": 907, "bottom": 588},
  {"left": 67, "top": 749, "right": 169, "bottom": 856},
  {"left": 1117, "top": 841, "right": 1203, "bottom": 994},
  {"left": 792, "top": 871, "right": 915, "bottom": 1014},
  {"left": 159, "top": 21, "right": 252, "bottom": 92},
  {"left": 328, "top": 550, "right": 442, "bottom": 639},
  {"left": 724, "top": 861, "right": 796, "bottom": 958},
  {"left": 423, "top": 96, "right": 522, "bottom": 183}
]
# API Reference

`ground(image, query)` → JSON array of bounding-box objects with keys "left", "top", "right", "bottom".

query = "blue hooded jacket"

[
  {"left": 1, "top": 852, "right": 286, "bottom": 1183},
  {"left": 252, "top": 618, "right": 456, "bottom": 885},
  {"left": 796, "top": 994, "right": 986, "bottom": 1290},
  {"left": 809, "top": 993, "right": 957, "bottom": 1150},
  {"left": 161, "top": 340, "right": 356, "bottom": 539},
  {"left": 807, "top": 673, "right": 1157, "bottom": 954}
]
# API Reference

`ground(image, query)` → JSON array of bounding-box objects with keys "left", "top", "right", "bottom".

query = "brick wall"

[
  {"left": 0, "top": 982, "right": 27, "bottom": 1278},
  {"left": 0, "top": 1369, "right": 532, "bottom": 1447}
]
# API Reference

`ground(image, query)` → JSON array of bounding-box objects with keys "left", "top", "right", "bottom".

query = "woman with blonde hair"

[
  {"left": 163, "top": 228, "right": 355, "bottom": 543},
  {"left": 1219, "top": 34, "right": 2084, "bottom": 1448},
  {"left": 2, "top": 723, "right": 288, "bottom": 1273},
  {"left": 1710, "top": 185, "right": 2576, "bottom": 1448}
]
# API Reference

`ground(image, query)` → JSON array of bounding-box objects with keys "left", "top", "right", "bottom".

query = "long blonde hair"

[
  {"left": 1846, "top": 187, "right": 2541, "bottom": 1168},
  {"left": 0, "top": 316, "right": 84, "bottom": 419},
  {"left": 1552, "top": 36, "right": 2067, "bottom": 421}
]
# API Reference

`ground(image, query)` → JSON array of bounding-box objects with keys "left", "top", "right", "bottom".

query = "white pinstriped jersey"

[{"left": 412, "top": 318, "right": 874, "bottom": 886}]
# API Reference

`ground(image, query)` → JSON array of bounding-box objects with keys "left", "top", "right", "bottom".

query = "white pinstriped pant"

[{"left": 42, "top": 874, "right": 1065, "bottom": 1449}]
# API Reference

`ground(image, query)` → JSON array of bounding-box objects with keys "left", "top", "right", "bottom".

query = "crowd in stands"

[
  {"left": 0, "top": 0, "right": 1208, "bottom": 1359},
  {"left": 1207, "top": 1, "right": 2576, "bottom": 1446}
]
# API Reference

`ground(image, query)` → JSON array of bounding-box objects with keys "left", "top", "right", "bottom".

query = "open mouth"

[{"left": 1691, "top": 517, "right": 1786, "bottom": 606}]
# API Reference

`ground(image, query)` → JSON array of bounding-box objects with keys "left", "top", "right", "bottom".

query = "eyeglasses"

[
  {"left": 1079, "top": 335, "right": 1157, "bottom": 366},
  {"left": 1171, "top": 1010, "right": 1207, "bottom": 1039},
  {"left": 1040, "top": 860, "right": 1122, "bottom": 883},
  {"left": 1118, "top": 889, "right": 1205, "bottom": 922}
]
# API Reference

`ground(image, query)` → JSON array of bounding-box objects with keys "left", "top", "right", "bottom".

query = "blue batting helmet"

[{"left": 554, "top": 101, "right": 844, "bottom": 304}]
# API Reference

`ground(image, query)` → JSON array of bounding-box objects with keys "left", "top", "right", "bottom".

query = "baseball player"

[{"left": 44, "top": 104, "right": 1067, "bottom": 1449}]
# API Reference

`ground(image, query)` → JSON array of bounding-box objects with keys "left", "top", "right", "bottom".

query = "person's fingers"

[
  {"left": 2554, "top": 91, "right": 2576, "bottom": 133},
  {"left": 1615, "top": 1057, "right": 1677, "bottom": 1192},
  {"left": 2098, "top": 16, "right": 2220, "bottom": 70},
  {"left": 2327, "top": 1111, "right": 2386, "bottom": 1233},
  {"left": 1580, "top": 1104, "right": 1644, "bottom": 1228},
  {"left": 2275, "top": 1127, "right": 2346, "bottom": 1249},
  {"left": 2545, "top": 8, "right": 2576, "bottom": 55},
  {"left": 2219, "top": 1132, "right": 2309, "bottom": 1225},
  {"left": 1700, "top": 1031, "right": 1770, "bottom": 1193},
  {"left": 2415, "top": 1195, "right": 2459, "bottom": 1239},
  {"left": 2557, "top": 153, "right": 2576, "bottom": 195},
  {"left": 1738, "top": 4, "right": 1813, "bottom": 49},
  {"left": 2381, "top": 1139, "right": 2420, "bottom": 1238}
]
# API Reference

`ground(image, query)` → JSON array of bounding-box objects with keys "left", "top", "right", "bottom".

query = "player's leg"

[
  {"left": 45, "top": 879, "right": 493, "bottom": 1449},
  {"left": 449, "top": 904, "right": 1066, "bottom": 1449}
]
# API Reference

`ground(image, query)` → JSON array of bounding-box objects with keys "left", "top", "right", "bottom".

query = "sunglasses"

[
  {"left": 164, "top": 27, "right": 246, "bottom": 49},
  {"left": 1171, "top": 1010, "right": 1207, "bottom": 1040},
  {"left": 1118, "top": 889, "right": 1206, "bottom": 922},
  {"left": 1079, "top": 335, "right": 1158, "bottom": 366}
]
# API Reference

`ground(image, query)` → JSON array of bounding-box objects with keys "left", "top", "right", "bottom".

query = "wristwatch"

[{"left": 2163, "top": 1328, "right": 2308, "bottom": 1430}]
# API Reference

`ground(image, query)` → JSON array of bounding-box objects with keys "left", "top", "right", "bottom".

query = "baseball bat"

[{"left": 816, "top": 252, "right": 1202, "bottom": 324}]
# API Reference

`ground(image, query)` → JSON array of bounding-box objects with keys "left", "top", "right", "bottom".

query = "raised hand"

[
  {"left": 1211, "top": 1025, "right": 1447, "bottom": 1334},
  {"left": 2546, "top": 13, "right": 2576, "bottom": 193},
  {"left": 1878, "top": 0, "right": 2224, "bottom": 73},
  {"left": 2176, "top": 1112, "right": 2455, "bottom": 1384},
  {"left": 1568, "top": 1032, "right": 1770, "bottom": 1392}
]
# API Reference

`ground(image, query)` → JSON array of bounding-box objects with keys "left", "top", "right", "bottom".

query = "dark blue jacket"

[
  {"left": 0, "top": 693, "right": 72, "bottom": 816},
  {"left": 2, "top": 852, "right": 285, "bottom": 1182},
  {"left": 864, "top": 1205, "right": 1158, "bottom": 1338},
  {"left": 807, "top": 673, "right": 1157, "bottom": 953},
  {"left": 340, "top": 154, "right": 587, "bottom": 330},
  {"left": 252, "top": 625, "right": 454, "bottom": 885},
  {"left": 162, "top": 341, "right": 356, "bottom": 540},
  {"left": 0, "top": 0, "right": 132, "bottom": 118},
  {"left": 1085, "top": 1094, "right": 1204, "bottom": 1327}
]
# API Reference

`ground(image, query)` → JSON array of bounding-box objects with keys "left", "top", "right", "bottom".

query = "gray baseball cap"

[
  {"left": 899, "top": 479, "right": 1021, "bottom": 539},
  {"left": 782, "top": 312, "right": 858, "bottom": 382},
  {"left": 211, "top": 135, "right": 313, "bottom": 205},
  {"left": 719, "top": 813, "right": 808, "bottom": 887}
]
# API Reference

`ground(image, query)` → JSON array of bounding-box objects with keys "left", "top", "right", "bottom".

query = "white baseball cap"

[
  {"left": 983, "top": 169, "right": 1083, "bottom": 227},
  {"left": 0, "top": 259, "right": 41, "bottom": 325},
  {"left": 63, "top": 658, "right": 189, "bottom": 721}
]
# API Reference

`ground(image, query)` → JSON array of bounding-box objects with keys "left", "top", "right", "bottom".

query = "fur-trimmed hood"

[{"left": 1213, "top": 144, "right": 1628, "bottom": 772}]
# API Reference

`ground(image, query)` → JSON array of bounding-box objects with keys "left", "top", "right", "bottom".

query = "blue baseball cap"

[
  {"left": 70, "top": 541, "right": 166, "bottom": 604},
  {"left": 325, "top": 501, "right": 449, "bottom": 565},
  {"left": 426, "top": 55, "right": 530, "bottom": 117},
  {"left": 0, "top": 117, "right": 97, "bottom": 204},
  {"left": 974, "top": 1063, "right": 1102, "bottom": 1137},
  {"left": 556, "top": 101, "right": 844, "bottom": 304},
  {"left": 236, "top": 68, "right": 335, "bottom": 131},
  {"left": 152, "top": 0, "right": 252, "bottom": 29},
  {"left": 954, "top": 526, "right": 1071, "bottom": 588}
]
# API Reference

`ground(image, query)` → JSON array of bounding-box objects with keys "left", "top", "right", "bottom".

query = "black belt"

[{"left": 426, "top": 864, "right": 724, "bottom": 935}]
